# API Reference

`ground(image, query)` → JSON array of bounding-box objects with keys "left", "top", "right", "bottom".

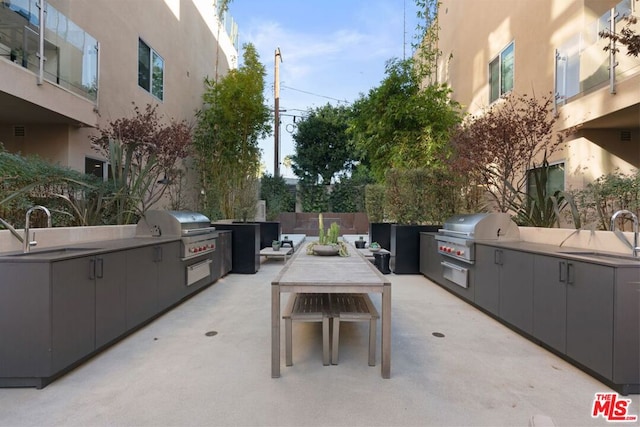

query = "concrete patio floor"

[{"left": 0, "top": 258, "right": 637, "bottom": 427}]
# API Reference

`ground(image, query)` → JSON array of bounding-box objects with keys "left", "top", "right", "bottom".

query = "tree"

[
  {"left": 260, "top": 173, "right": 294, "bottom": 220},
  {"left": 90, "top": 103, "right": 191, "bottom": 224},
  {"left": 449, "top": 92, "right": 573, "bottom": 213},
  {"left": 600, "top": 14, "right": 640, "bottom": 57},
  {"left": 349, "top": 58, "right": 461, "bottom": 181},
  {"left": 290, "top": 103, "right": 355, "bottom": 185},
  {"left": 193, "top": 43, "right": 271, "bottom": 220}
]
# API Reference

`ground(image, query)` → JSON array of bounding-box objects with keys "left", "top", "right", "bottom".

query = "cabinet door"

[
  {"left": 51, "top": 257, "right": 96, "bottom": 372},
  {"left": 474, "top": 245, "right": 500, "bottom": 315},
  {"left": 566, "top": 261, "right": 614, "bottom": 378},
  {"left": 499, "top": 249, "right": 533, "bottom": 334},
  {"left": 95, "top": 251, "right": 127, "bottom": 348},
  {"left": 157, "top": 241, "right": 185, "bottom": 310},
  {"left": 125, "top": 246, "right": 159, "bottom": 328},
  {"left": 533, "top": 255, "right": 567, "bottom": 353}
]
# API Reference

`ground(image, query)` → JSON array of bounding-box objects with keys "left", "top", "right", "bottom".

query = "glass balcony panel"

[
  {"left": 555, "top": 0, "right": 639, "bottom": 106},
  {"left": 1, "top": 1, "right": 98, "bottom": 102}
]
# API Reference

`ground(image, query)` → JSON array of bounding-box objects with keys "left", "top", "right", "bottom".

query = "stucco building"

[
  {"left": 434, "top": 0, "right": 639, "bottom": 194},
  {"left": 0, "top": 0, "right": 237, "bottom": 183}
]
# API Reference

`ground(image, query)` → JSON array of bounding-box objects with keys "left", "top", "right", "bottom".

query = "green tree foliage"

[
  {"left": 572, "top": 170, "right": 640, "bottom": 230},
  {"left": 349, "top": 58, "right": 462, "bottom": 181},
  {"left": 260, "top": 174, "right": 294, "bottom": 220},
  {"left": 291, "top": 103, "right": 355, "bottom": 185},
  {"left": 194, "top": 43, "right": 271, "bottom": 220},
  {"left": 0, "top": 148, "right": 110, "bottom": 227}
]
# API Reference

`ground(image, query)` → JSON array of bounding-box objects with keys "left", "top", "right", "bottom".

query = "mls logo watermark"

[{"left": 592, "top": 393, "right": 638, "bottom": 422}]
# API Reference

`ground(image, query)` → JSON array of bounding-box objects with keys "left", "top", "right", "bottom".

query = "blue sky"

[{"left": 229, "top": 0, "right": 422, "bottom": 178}]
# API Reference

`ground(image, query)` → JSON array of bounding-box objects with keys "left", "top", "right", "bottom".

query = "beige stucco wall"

[
  {"left": 44, "top": 0, "right": 234, "bottom": 172},
  {"left": 436, "top": 0, "right": 639, "bottom": 193},
  {"left": 2, "top": 0, "right": 235, "bottom": 177}
]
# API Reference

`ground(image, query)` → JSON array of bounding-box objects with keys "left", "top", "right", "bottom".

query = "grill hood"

[
  {"left": 136, "top": 210, "right": 213, "bottom": 237},
  {"left": 440, "top": 213, "right": 520, "bottom": 241}
]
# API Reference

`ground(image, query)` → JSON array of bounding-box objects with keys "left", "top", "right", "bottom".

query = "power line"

[{"left": 281, "top": 85, "right": 349, "bottom": 104}]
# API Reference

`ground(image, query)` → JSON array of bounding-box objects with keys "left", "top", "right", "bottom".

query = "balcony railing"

[
  {"left": 555, "top": 0, "right": 639, "bottom": 106},
  {"left": 0, "top": 0, "right": 99, "bottom": 102}
]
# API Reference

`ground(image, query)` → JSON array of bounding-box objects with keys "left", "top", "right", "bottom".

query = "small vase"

[{"left": 272, "top": 243, "right": 281, "bottom": 251}]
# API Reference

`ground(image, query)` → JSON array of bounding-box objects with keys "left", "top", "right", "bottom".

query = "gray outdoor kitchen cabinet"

[
  {"left": 419, "top": 233, "right": 444, "bottom": 285},
  {"left": 52, "top": 251, "right": 127, "bottom": 371},
  {"left": 0, "top": 251, "right": 127, "bottom": 387},
  {"left": 533, "top": 254, "right": 614, "bottom": 380},
  {"left": 475, "top": 245, "right": 534, "bottom": 334},
  {"left": 125, "top": 241, "right": 182, "bottom": 327}
]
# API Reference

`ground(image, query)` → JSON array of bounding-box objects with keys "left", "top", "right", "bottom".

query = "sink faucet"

[
  {"left": 610, "top": 209, "right": 639, "bottom": 258},
  {"left": 24, "top": 205, "right": 52, "bottom": 253}
]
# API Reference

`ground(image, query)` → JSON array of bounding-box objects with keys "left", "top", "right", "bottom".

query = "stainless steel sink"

[
  {"left": 4, "top": 247, "right": 100, "bottom": 257},
  {"left": 559, "top": 250, "right": 640, "bottom": 262}
]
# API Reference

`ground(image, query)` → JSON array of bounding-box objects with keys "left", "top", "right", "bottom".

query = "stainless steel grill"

[
  {"left": 136, "top": 210, "right": 217, "bottom": 260},
  {"left": 435, "top": 213, "right": 520, "bottom": 264}
]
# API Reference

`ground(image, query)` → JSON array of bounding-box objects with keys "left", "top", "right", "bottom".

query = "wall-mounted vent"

[
  {"left": 620, "top": 130, "right": 631, "bottom": 141},
  {"left": 13, "top": 126, "right": 25, "bottom": 137}
]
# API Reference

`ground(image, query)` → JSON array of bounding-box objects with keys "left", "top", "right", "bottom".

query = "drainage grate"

[{"left": 205, "top": 331, "right": 218, "bottom": 337}]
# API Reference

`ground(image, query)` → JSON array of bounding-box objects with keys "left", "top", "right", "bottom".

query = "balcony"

[{"left": 0, "top": 0, "right": 98, "bottom": 127}]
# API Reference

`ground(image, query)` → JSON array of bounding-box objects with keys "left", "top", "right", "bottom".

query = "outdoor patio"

[{"left": 0, "top": 257, "right": 636, "bottom": 426}]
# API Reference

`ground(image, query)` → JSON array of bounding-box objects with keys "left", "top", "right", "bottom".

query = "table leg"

[
  {"left": 272, "top": 284, "right": 281, "bottom": 378},
  {"left": 381, "top": 284, "right": 391, "bottom": 378}
]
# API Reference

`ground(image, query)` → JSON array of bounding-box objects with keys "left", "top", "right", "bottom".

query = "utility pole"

[{"left": 274, "top": 47, "right": 283, "bottom": 177}]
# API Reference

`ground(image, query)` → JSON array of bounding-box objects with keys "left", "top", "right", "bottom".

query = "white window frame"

[{"left": 489, "top": 41, "right": 515, "bottom": 103}]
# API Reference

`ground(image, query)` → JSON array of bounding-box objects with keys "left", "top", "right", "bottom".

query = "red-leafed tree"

[
  {"left": 449, "top": 92, "right": 574, "bottom": 215},
  {"left": 90, "top": 103, "right": 192, "bottom": 223}
]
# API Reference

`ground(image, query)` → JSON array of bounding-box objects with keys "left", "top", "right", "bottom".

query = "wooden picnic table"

[{"left": 271, "top": 242, "right": 392, "bottom": 378}]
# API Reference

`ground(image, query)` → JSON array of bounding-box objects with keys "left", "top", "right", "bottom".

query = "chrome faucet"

[
  {"left": 24, "top": 205, "right": 52, "bottom": 253},
  {"left": 610, "top": 209, "right": 639, "bottom": 258}
]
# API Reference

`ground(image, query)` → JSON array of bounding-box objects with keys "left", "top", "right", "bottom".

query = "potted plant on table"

[
  {"left": 306, "top": 213, "right": 349, "bottom": 256},
  {"left": 272, "top": 240, "right": 281, "bottom": 251}
]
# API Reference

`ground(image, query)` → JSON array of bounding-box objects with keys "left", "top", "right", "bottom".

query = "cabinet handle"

[
  {"left": 494, "top": 249, "right": 503, "bottom": 265},
  {"left": 96, "top": 258, "right": 104, "bottom": 279},
  {"left": 567, "top": 262, "right": 574, "bottom": 285},
  {"left": 154, "top": 246, "right": 163, "bottom": 262},
  {"left": 89, "top": 259, "right": 96, "bottom": 280},
  {"left": 559, "top": 261, "right": 566, "bottom": 283}
]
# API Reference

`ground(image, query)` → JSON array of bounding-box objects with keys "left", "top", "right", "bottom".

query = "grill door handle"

[{"left": 89, "top": 258, "right": 96, "bottom": 280}]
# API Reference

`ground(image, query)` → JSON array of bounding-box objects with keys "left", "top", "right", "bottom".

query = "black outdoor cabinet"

[
  {"left": 232, "top": 221, "right": 280, "bottom": 249},
  {"left": 369, "top": 222, "right": 393, "bottom": 250},
  {"left": 214, "top": 223, "right": 260, "bottom": 274},
  {"left": 258, "top": 221, "right": 280, "bottom": 249},
  {"left": 390, "top": 224, "right": 440, "bottom": 274}
]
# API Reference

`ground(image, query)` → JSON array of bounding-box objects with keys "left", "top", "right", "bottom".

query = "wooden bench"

[
  {"left": 330, "top": 293, "right": 379, "bottom": 366},
  {"left": 282, "top": 293, "right": 331, "bottom": 366},
  {"left": 260, "top": 246, "right": 293, "bottom": 262}
]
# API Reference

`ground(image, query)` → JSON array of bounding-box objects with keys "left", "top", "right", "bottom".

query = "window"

[
  {"left": 527, "top": 162, "right": 564, "bottom": 200},
  {"left": 85, "top": 157, "right": 106, "bottom": 180},
  {"left": 138, "top": 39, "right": 164, "bottom": 100},
  {"left": 489, "top": 42, "right": 514, "bottom": 103}
]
